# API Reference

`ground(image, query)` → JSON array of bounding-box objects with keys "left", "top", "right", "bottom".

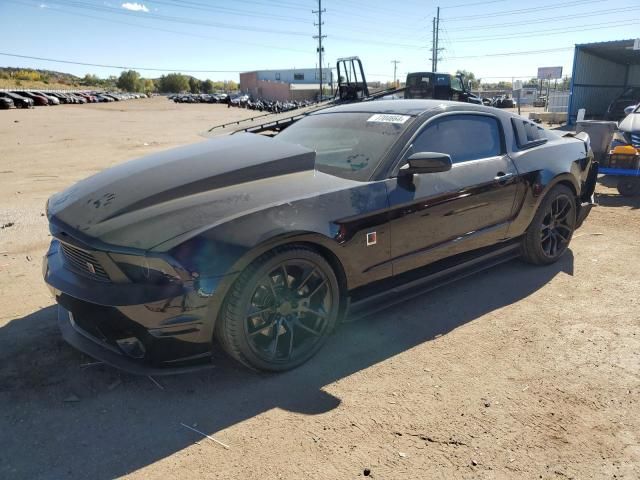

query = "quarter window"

[
  {"left": 412, "top": 114, "right": 502, "bottom": 163},
  {"left": 511, "top": 118, "right": 547, "bottom": 149}
]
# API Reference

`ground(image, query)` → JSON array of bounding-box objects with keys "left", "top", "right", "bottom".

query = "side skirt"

[{"left": 345, "top": 240, "right": 521, "bottom": 322}]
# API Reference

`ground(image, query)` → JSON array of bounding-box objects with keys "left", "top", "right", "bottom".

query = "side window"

[
  {"left": 412, "top": 115, "right": 503, "bottom": 163},
  {"left": 450, "top": 76, "right": 463, "bottom": 92}
]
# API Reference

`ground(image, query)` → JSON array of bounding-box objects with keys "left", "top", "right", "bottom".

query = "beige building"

[{"left": 240, "top": 68, "right": 332, "bottom": 102}]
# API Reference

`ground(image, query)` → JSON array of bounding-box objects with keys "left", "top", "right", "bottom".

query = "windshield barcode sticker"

[{"left": 367, "top": 114, "right": 411, "bottom": 124}]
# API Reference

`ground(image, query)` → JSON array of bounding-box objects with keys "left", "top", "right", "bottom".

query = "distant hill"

[
  {"left": 0, "top": 67, "right": 115, "bottom": 90},
  {"left": 0, "top": 67, "right": 237, "bottom": 93}
]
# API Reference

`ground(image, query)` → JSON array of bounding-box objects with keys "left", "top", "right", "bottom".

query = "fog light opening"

[{"left": 116, "top": 337, "right": 146, "bottom": 359}]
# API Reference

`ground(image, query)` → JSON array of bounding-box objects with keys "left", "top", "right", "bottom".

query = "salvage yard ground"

[{"left": 0, "top": 97, "right": 638, "bottom": 479}]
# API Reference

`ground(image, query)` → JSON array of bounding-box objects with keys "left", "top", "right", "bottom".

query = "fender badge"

[{"left": 366, "top": 232, "right": 377, "bottom": 246}]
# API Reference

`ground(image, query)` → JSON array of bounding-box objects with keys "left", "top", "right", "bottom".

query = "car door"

[{"left": 385, "top": 112, "right": 519, "bottom": 275}]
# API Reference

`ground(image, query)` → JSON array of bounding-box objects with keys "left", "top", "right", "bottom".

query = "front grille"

[
  {"left": 60, "top": 242, "right": 111, "bottom": 282},
  {"left": 631, "top": 133, "right": 640, "bottom": 149}
]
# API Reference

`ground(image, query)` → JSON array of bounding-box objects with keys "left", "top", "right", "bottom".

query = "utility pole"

[
  {"left": 391, "top": 60, "right": 400, "bottom": 87},
  {"left": 430, "top": 8, "right": 443, "bottom": 72},
  {"left": 313, "top": 0, "right": 326, "bottom": 101},
  {"left": 431, "top": 17, "right": 436, "bottom": 72},
  {"left": 434, "top": 6, "right": 441, "bottom": 72}
]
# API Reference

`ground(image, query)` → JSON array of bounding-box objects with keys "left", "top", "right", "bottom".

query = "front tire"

[
  {"left": 216, "top": 246, "right": 340, "bottom": 372},
  {"left": 617, "top": 178, "right": 640, "bottom": 197},
  {"left": 521, "top": 184, "right": 576, "bottom": 265}
]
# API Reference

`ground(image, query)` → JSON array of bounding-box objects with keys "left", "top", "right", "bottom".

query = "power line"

[
  {"left": 15, "top": 0, "right": 428, "bottom": 51},
  {"left": 0, "top": 52, "right": 251, "bottom": 73},
  {"left": 443, "top": 0, "right": 599, "bottom": 21},
  {"left": 442, "top": 5, "right": 640, "bottom": 32},
  {"left": 441, "top": 0, "right": 507, "bottom": 8},
  {"left": 198, "top": 0, "right": 310, "bottom": 12},
  {"left": 440, "top": 25, "right": 456, "bottom": 60},
  {"left": 329, "top": 35, "right": 423, "bottom": 50},
  {"left": 137, "top": 0, "right": 310, "bottom": 22},
  {"left": 324, "top": 0, "right": 429, "bottom": 21},
  {"left": 451, "top": 19, "right": 640, "bottom": 43},
  {"left": 446, "top": 47, "right": 573, "bottom": 60},
  {"left": 8, "top": 0, "right": 313, "bottom": 54},
  {"left": 39, "top": 0, "right": 311, "bottom": 36}
]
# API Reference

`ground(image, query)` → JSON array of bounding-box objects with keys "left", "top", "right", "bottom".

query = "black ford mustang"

[{"left": 43, "top": 100, "right": 597, "bottom": 374}]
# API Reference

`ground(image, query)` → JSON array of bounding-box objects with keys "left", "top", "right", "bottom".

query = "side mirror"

[
  {"left": 624, "top": 105, "right": 637, "bottom": 116},
  {"left": 400, "top": 152, "right": 452, "bottom": 175}
]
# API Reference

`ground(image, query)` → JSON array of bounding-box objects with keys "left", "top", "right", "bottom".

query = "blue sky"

[{"left": 1, "top": 0, "right": 639, "bottom": 83}]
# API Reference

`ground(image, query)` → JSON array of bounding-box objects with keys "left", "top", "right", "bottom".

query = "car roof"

[{"left": 313, "top": 99, "right": 505, "bottom": 118}]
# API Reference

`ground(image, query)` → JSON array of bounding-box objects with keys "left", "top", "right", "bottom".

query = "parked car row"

[
  {"left": 170, "top": 93, "right": 229, "bottom": 104},
  {"left": 0, "top": 90, "right": 148, "bottom": 109},
  {"left": 239, "top": 98, "right": 315, "bottom": 113},
  {"left": 169, "top": 93, "right": 316, "bottom": 114}
]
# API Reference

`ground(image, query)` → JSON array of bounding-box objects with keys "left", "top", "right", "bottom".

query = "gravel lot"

[{"left": 0, "top": 97, "right": 638, "bottom": 479}]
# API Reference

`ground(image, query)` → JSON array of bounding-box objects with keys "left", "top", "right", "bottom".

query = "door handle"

[{"left": 494, "top": 172, "right": 515, "bottom": 183}]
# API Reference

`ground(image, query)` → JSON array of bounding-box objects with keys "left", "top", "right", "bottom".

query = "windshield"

[{"left": 275, "top": 112, "right": 413, "bottom": 181}]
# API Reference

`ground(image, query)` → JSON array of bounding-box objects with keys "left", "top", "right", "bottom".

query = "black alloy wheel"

[
  {"left": 617, "top": 178, "right": 640, "bottom": 197},
  {"left": 216, "top": 246, "right": 340, "bottom": 371},
  {"left": 521, "top": 184, "right": 576, "bottom": 265},
  {"left": 540, "top": 194, "right": 575, "bottom": 258}
]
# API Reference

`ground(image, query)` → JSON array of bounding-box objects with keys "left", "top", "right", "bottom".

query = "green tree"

[
  {"left": 158, "top": 73, "right": 190, "bottom": 93},
  {"left": 201, "top": 79, "right": 214, "bottom": 94},
  {"left": 117, "top": 70, "right": 142, "bottom": 92},
  {"left": 82, "top": 73, "right": 101, "bottom": 86},
  {"left": 143, "top": 78, "right": 156, "bottom": 94},
  {"left": 189, "top": 76, "right": 201, "bottom": 93}
]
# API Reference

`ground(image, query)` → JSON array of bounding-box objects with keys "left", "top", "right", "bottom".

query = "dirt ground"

[{"left": 0, "top": 97, "right": 638, "bottom": 480}]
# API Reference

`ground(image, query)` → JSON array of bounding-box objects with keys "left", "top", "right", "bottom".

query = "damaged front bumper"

[
  {"left": 43, "top": 240, "right": 230, "bottom": 375},
  {"left": 576, "top": 199, "right": 595, "bottom": 229},
  {"left": 57, "top": 306, "right": 212, "bottom": 375},
  {"left": 576, "top": 161, "right": 598, "bottom": 229}
]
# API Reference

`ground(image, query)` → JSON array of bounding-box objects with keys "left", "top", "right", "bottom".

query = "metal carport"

[{"left": 568, "top": 39, "right": 640, "bottom": 123}]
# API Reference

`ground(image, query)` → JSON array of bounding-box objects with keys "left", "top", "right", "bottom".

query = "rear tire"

[
  {"left": 617, "top": 178, "right": 640, "bottom": 197},
  {"left": 216, "top": 246, "right": 340, "bottom": 372},
  {"left": 521, "top": 184, "right": 576, "bottom": 265}
]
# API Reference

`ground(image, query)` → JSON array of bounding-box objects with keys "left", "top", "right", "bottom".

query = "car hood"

[
  {"left": 618, "top": 113, "right": 640, "bottom": 133},
  {"left": 48, "top": 133, "right": 352, "bottom": 250}
]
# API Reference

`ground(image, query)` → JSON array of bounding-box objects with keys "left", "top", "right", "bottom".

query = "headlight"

[{"left": 109, "top": 253, "right": 183, "bottom": 285}]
